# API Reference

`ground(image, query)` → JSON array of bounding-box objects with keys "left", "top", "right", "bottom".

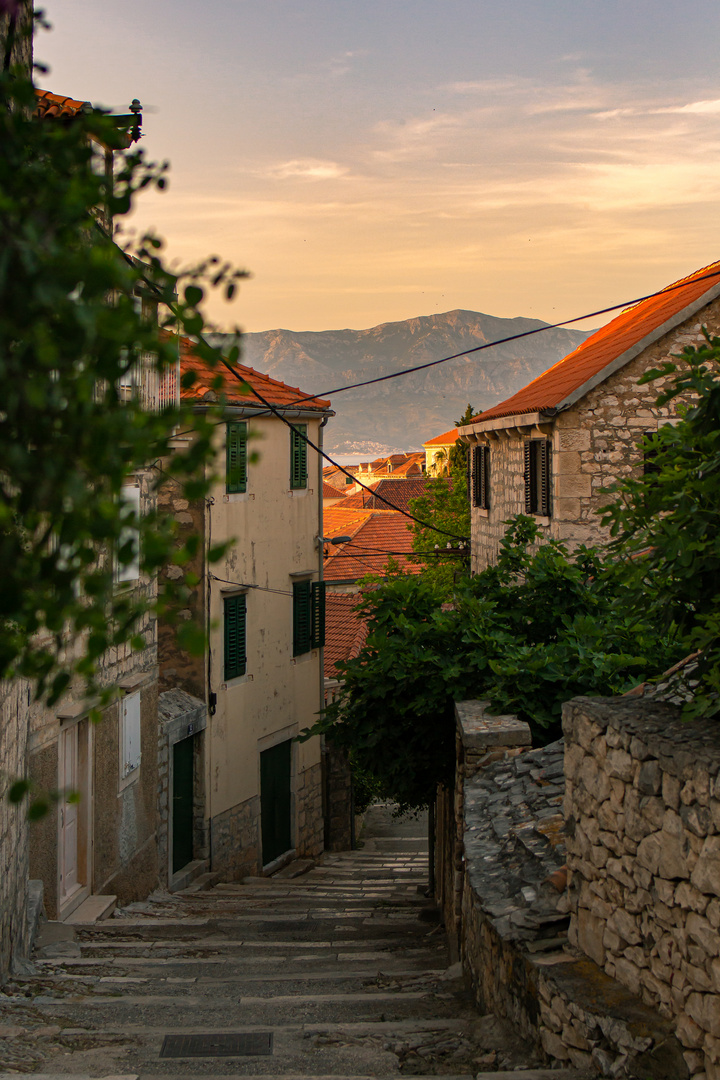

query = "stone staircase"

[{"left": 0, "top": 805, "right": 590, "bottom": 1079}]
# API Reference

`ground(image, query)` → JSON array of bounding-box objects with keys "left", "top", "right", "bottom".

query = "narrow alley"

[{"left": 0, "top": 806, "right": 586, "bottom": 1080}]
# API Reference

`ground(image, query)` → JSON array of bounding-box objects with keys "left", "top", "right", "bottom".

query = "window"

[
  {"left": 293, "top": 580, "right": 325, "bottom": 656},
  {"left": 224, "top": 594, "right": 247, "bottom": 680},
  {"left": 120, "top": 691, "right": 141, "bottom": 780},
  {"left": 226, "top": 421, "right": 248, "bottom": 494},
  {"left": 290, "top": 424, "right": 308, "bottom": 490},
  {"left": 524, "top": 440, "right": 551, "bottom": 516},
  {"left": 115, "top": 484, "right": 141, "bottom": 583},
  {"left": 471, "top": 445, "right": 491, "bottom": 509}
]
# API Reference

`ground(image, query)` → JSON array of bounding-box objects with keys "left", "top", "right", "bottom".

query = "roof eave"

[
  {"left": 457, "top": 410, "right": 552, "bottom": 438},
  {"left": 552, "top": 279, "right": 720, "bottom": 415}
]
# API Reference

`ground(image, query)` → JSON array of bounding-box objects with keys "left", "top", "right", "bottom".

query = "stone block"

[
  {"left": 577, "top": 907, "right": 606, "bottom": 966},
  {"left": 607, "top": 748, "right": 634, "bottom": 783},
  {"left": 540, "top": 1026, "right": 571, "bottom": 1060},
  {"left": 676, "top": 881, "right": 709, "bottom": 913},
  {"left": 614, "top": 956, "right": 642, "bottom": 996},
  {"left": 691, "top": 836, "right": 720, "bottom": 895},
  {"left": 687, "top": 912, "right": 720, "bottom": 957},
  {"left": 608, "top": 907, "right": 641, "bottom": 945},
  {"left": 664, "top": 773, "right": 682, "bottom": 811},
  {"left": 678, "top": 1011, "right": 706, "bottom": 1048},
  {"left": 638, "top": 759, "right": 662, "bottom": 795}
]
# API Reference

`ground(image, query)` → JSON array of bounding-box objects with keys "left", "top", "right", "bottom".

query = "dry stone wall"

[
  {"left": 564, "top": 696, "right": 720, "bottom": 1080},
  {"left": 0, "top": 680, "right": 31, "bottom": 982}
]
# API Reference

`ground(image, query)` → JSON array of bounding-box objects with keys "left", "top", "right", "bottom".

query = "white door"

[{"left": 60, "top": 725, "right": 80, "bottom": 900}]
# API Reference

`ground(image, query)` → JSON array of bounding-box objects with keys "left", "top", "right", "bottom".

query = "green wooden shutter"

[
  {"left": 311, "top": 580, "right": 326, "bottom": 649},
  {"left": 226, "top": 421, "right": 247, "bottom": 493},
  {"left": 293, "top": 580, "right": 312, "bottom": 655},
  {"left": 524, "top": 441, "right": 533, "bottom": 513},
  {"left": 290, "top": 424, "right": 307, "bottom": 489},
  {"left": 224, "top": 594, "right": 247, "bottom": 679},
  {"left": 539, "top": 440, "right": 551, "bottom": 516}
]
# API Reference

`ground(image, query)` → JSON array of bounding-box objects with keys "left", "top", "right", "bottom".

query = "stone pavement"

[{"left": 0, "top": 804, "right": 589, "bottom": 1080}]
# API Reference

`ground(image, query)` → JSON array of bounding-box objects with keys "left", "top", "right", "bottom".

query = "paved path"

[{"left": 0, "top": 804, "right": 587, "bottom": 1080}]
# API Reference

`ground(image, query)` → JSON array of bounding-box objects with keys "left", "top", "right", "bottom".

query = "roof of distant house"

[
  {"left": 339, "top": 476, "right": 429, "bottom": 513},
  {"left": 423, "top": 427, "right": 460, "bottom": 448},
  {"left": 466, "top": 260, "right": 720, "bottom": 425},
  {"left": 178, "top": 336, "right": 331, "bottom": 411},
  {"left": 322, "top": 482, "right": 345, "bottom": 499},
  {"left": 324, "top": 594, "right": 369, "bottom": 680},
  {"left": 34, "top": 89, "right": 91, "bottom": 119},
  {"left": 323, "top": 510, "right": 419, "bottom": 581}
]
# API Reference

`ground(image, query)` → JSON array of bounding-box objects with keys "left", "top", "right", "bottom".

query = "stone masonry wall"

[
  {"left": 323, "top": 739, "right": 353, "bottom": 852},
  {"left": 564, "top": 696, "right": 720, "bottom": 1080},
  {"left": 0, "top": 680, "right": 31, "bottom": 982},
  {"left": 210, "top": 795, "right": 260, "bottom": 880},
  {"left": 157, "top": 484, "right": 206, "bottom": 698},
  {"left": 469, "top": 299, "right": 720, "bottom": 571},
  {"left": 296, "top": 761, "right": 324, "bottom": 860}
]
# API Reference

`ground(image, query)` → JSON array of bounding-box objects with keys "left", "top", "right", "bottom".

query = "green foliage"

[
  {"left": 0, "top": 59, "right": 246, "bottom": 707},
  {"left": 600, "top": 340, "right": 720, "bottom": 718},
  {"left": 304, "top": 518, "right": 680, "bottom": 811}
]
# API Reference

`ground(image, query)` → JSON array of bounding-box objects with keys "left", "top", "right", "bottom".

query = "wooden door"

[
  {"left": 172, "top": 737, "right": 195, "bottom": 874},
  {"left": 260, "top": 740, "right": 292, "bottom": 866}
]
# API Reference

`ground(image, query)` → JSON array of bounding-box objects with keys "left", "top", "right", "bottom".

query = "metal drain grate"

[{"left": 160, "top": 1032, "right": 273, "bottom": 1058}]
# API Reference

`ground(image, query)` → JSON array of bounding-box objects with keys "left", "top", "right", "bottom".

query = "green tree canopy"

[{"left": 0, "top": 46, "right": 245, "bottom": 706}]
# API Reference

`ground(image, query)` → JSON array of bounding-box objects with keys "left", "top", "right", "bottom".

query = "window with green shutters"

[
  {"left": 290, "top": 424, "right": 307, "bottom": 489},
  {"left": 226, "top": 421, "right": 248, "bottom": 494},
  {"left": 524, "top": 439, "right": 551, "bottom": 517},
  {"left": 224, "top": 594, "right": 247, "bottom": 680},
  {"left": 293, "top": 580, "right": 325, "bottom": 656}
]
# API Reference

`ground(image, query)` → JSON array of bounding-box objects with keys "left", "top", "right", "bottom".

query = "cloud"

[{"left": 267, "top": 159, "right": 350, "bottom": 181}]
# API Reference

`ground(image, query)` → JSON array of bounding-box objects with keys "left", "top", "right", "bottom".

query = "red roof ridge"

[{"left": 465, "top": 259, "right": 720, "bottom": 426}]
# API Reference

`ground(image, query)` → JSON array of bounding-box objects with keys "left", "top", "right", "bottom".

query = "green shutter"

[
  {"left": 226, "top": 421, "right": 247, "bottom": 494},
  {"left": 290, "top": 424, "right": 307, "bottom": 489},
  {"left": 224, "top": 594, "right": 247, "bottom": 680},
  {"left": 293, "top": 580, "right": 312, "bottom": 655},
  {"left": 311, "top": 580, "right": 325, "bottom": 649}
]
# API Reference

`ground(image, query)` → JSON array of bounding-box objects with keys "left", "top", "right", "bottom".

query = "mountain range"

[{"left": 218, "top": 310, "right": 591, "bottom": 455}]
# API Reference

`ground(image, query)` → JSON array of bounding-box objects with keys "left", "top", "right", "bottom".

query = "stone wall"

[
  {"left": 0, "top": 680, "right": 30, "bottom": 982},
  {"left": 564, "top": 696, "right": 720, "bottom": 1080},
  {"left": 157, "top": 485, "right": 206, "bottom": 697},
  {"left": 296, "top": 760, "right": 324, "bottom": 860},
  {"left": 449, "top": 699, "right": 689, "bottom": 1078},
  {"left": 467, "top": 300, "right": 720, "bottom": 571},
  {"left": 323, "top": 739, "right": 353, "bottom": 852},
  {"left": 210, "top": 795, "right": 260, "bottom": 880}
]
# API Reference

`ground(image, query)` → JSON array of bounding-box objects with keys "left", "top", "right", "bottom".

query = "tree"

[
  {"left": 409, "top": 405, "right": 472, "bottom": 594},
  {"left": 0, "top": 33, "right": 245, "bottom": 710}
]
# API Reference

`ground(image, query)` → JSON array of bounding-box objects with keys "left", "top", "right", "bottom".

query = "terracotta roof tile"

[
  {"left": 323, "top": 510, "right": 420, "bottom": 581},
  {"left": 324, "top": 594, "right": 368, "bottom": 679},
  {"left": 323, "top": 482, "right": 345, "bottom": 498},
  {"left": 178, "top": 336, "right": 331, "bottom": 410},
  {"left": 423, "top": 427, "right": 460, "bottom": 447},
  {"left": 469, "top": 260, "right": 720, "bottom": 424},
  {"left": 34, "top": 89, "right": 91, "bottom": 119},
  {"left": 338, "top": 477, "right": 429, "bottom": 513}
]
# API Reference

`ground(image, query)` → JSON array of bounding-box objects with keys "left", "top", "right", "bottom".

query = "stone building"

[
  {"left": 423, "top": 426, "right": 459, "bottom": 476},
  {"left": 157, "top": 338, "right": 333, "bottom": 883},
  {"left": 458, "top": 260, "right": 720, "bottom": 571}
]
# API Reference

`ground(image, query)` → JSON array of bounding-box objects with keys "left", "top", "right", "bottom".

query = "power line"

[
  {"left": 208, "top": 573, "right": 293, "bottom": 597},
  {"left": 241, "top": 266, "right": 720, "bottom": 411}
]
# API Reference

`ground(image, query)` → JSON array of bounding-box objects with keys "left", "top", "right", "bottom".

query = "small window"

[
  {"left": 293, "top": 580, "right": 325, "bottom": 656},
  {"left": 224, "top": 594, "right": 247, "bottom": 680},
  {"left": 290, "top": 424, "right": 308, "bottom": 490},
  {"left": 524, "top": 440, "right": 551, "bottom": 516},
  {"left": 472, "top": 445, "right": 490, "bottom": 509},
  {"left": 120, "top": 691, "right": 141, "bottom": 780},
  {"left": 115, "top": 485, "right": 141, "bottom": 583},
  {"left": 226, "top": 421, "right": 248, "bottom": 494}
]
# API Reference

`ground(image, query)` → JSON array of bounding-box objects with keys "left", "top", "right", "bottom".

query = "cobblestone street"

[{"left": 0, "top": 806, "right": 586, "bottom": 1080}]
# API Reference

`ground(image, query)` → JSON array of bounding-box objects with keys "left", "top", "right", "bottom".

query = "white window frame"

[{"left": 119, "top": 690, "right": 142, "bottom": 788}]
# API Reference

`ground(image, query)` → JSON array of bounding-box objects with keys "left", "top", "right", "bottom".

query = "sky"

[{"left": 39, "top": 1, "right": 720, "bottom": 333}]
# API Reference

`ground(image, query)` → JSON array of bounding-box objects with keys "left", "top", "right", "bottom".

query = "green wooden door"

[
  {"left": 172, "top": 737, "right": 194, "bottom": 874},
  {"left": 260, "top": 740, "right": 292, "bottom": 866}
]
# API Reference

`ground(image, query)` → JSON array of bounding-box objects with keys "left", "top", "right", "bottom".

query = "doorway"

[
  {"left": 260, "top": 740, "right": 292, "bottom": 866},
  {"left": 172, "top": 736, "right": 195, "bottom": 874},
  {"left": 58, "top": 720, "right": 90, "bottom": 915}
]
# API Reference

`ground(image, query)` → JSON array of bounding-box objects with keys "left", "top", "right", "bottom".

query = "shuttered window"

[
  {"left": 524, "top": 440, "right": 552, "bottom": 516},
  {"left": 226, "top": 421, "right": 248, "bottom": 494},
  {"left": 293, "top": 579, "right": 325, "bottom": 656},
  {"left": 224, "top": 594, "right": 247, "bottom": 680},
  {"left": 290, "top": 424, "right": 307, "bottom": 490},
  {"left": 471, "top": 445, "right": 490, "bottom": 509}
]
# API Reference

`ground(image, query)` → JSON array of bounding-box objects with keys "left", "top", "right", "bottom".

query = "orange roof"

[
  {"left": 34, "top": 89, "right": 91, "bottom": 119},
  {"left": 324, "top": 595, "right": 368, "bottom": 679},
  {"left": 178, "top": 336, "right": 331, "bottom": 411},
  {"left": 322, "top": 506, "right": 374, "bottom": 539},
  {"left": 323, "top": 482, "right": 345, "bottom": 498},
  {"left": 468, "top": 261, "right": 720, "bottom": 425},
  {"left": 323, "top": 511, "right": 420, "bottom": 581},
  {"left": 423, "top": 427, "right": 460, "bottom": 447},
  {"left": 339, "top": 477, "right": 429, "bottom": 513}
]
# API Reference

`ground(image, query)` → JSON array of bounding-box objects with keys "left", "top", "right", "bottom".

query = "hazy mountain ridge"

[{"left": 223, "top": 310, "right": 591, "bottom": 454}]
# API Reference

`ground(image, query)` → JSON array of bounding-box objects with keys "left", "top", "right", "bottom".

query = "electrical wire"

[{"left": 208, "top": 572, "right": 294, "bottom": 597}]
